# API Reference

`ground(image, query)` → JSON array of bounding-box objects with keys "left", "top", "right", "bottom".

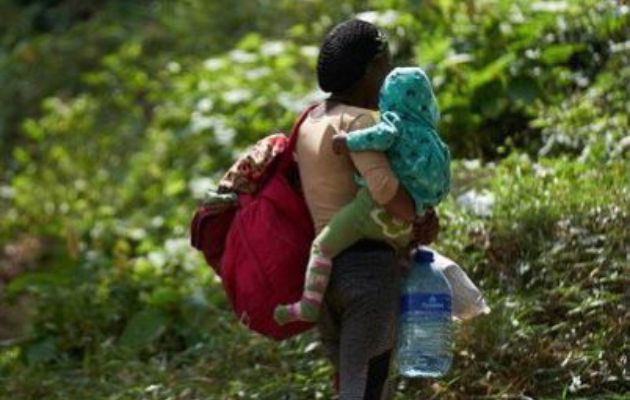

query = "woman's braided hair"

[{"left": 317, "top": 19, "right": 388, "bottom": 94}]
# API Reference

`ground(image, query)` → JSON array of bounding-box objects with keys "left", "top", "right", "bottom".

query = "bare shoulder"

[
  {"left": 313, "top": 102, "right": 377, "bottom": 134},
  {"left": 339, "top": 105, "right": 378, "bottom": 132}
]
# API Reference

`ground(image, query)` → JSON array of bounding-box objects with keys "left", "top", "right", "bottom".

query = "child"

[{"left": 274, "top": 67, "right": 451, "bottom": 325}]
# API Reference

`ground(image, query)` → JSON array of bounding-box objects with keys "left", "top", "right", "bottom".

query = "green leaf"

[
  {"left": 26, "top": 337, "right": 58, "bottom": 364},
  {"left": 118, "top": 308, "right": 169, "bottom": 349},
  {"left": 6, "top": 270, "right": 73, "bottom": 295},
  {"left": 508, "top": 76, "right": 541, "bottom": 104},
  {"left": 472, "top": 80, "right": 508, "bottom": 118},
  {"left": 148, "top": 286, "right": 181, "bottom": 307},
  {"left": 469, "top": 53, "right": 515, "bottom": 90},
  {"left": 22, "top": 119, "right": 44, "bottom": 141},
  {"left": 540, "top": 44, "right": 583, "bottom": 64},
  {"left": 164, "top": 179, "right": 186, "bottom": 196}
]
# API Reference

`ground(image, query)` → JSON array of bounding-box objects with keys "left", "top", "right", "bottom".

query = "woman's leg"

[{"left": 318, "top": 241, "right": 401, "bottom": 400}]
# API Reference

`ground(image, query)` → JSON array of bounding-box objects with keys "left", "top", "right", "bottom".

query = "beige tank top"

[{"left": 296, "top": 102, "right": 399, "bottom": 234}]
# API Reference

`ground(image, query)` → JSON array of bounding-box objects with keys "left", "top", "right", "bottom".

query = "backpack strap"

[{"left": 279, "top": 103, "right": 320, "bottom": 172}]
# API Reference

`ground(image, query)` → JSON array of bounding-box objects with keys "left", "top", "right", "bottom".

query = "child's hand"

[{"left": 332, "top": 133, "right": 349, "bottom": 155}]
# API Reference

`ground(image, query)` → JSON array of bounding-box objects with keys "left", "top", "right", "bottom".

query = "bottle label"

[{"left": 400, "top": 293, "right": 451, "bottom": 316}]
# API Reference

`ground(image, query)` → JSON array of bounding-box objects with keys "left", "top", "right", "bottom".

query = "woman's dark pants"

[{"left": 318, "top": 240, "right": 401, "bottom": 400}]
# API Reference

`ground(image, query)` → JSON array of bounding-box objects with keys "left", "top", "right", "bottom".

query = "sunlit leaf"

[{"left": 119, "top": 308, "right": 169, "bottom": 349}]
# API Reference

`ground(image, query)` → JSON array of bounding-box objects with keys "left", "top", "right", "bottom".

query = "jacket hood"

[{"left": 378, "top": 67, "right": 440, "bottom": 129}]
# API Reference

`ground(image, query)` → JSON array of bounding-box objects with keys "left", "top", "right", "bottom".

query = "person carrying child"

[
  {"left": 202, "top": 19, "right": 442, "bottom": 398},
  {"left": 274, "top": 65, "right": 451, "bottom": 325},
  {"left": 283, "top": 20, "right": 441, "bottom": 398}
]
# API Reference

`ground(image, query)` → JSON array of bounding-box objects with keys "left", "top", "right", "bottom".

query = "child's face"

[{"left": 378, "top": 67, "right": 440, "bottom": 128}]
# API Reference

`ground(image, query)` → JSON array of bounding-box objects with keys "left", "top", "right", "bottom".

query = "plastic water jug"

[{"left": 398, "top": 249, "right": 453, "bottom": 377}]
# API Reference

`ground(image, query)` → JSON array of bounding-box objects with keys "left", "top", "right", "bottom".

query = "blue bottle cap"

[{"left": 414, "top": 249, "right": 434, "bottom": 263}]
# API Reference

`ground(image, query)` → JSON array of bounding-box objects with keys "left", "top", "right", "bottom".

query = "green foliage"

[
  {"left": 1, "top": 0, "right": 629, "bottom": 399},
  {"left": 432, "top": 155, "right": 629, "bottom": 397},
  {"left": 533, "top": 46, "right": 630, "bottom": 161},
  {"left": 405, "top": 0, "right": 630, "bottom": 158}
]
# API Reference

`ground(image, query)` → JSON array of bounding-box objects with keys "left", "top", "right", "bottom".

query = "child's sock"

[{"left": 274, "top": 254, "right": 332, "bottom": 325}]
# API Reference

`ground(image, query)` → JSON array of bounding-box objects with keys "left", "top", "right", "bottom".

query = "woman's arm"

[
  {"left": 345, "top": 113, "right": 440, "bottom": 241},
  {"left": 382, "top": 185, "right": 415, "bottom": 222},
  {"left": 345, "top": 114, "right": 416, "bottom": 222},
  {"left": 411, "top": 207, "right": 440, "bottom": 245}
]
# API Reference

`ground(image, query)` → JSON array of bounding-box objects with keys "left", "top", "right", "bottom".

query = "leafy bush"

[
  {"left": 1, "top": 0, "right": 629, "bottom": 399},
  {"left": 431, "top": 155, "right": 629, "bottom": 397}
]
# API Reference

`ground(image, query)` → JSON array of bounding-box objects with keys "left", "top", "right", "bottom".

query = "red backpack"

[{"left": 190, "top": 105, "right": 318, "bottom": 340}]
